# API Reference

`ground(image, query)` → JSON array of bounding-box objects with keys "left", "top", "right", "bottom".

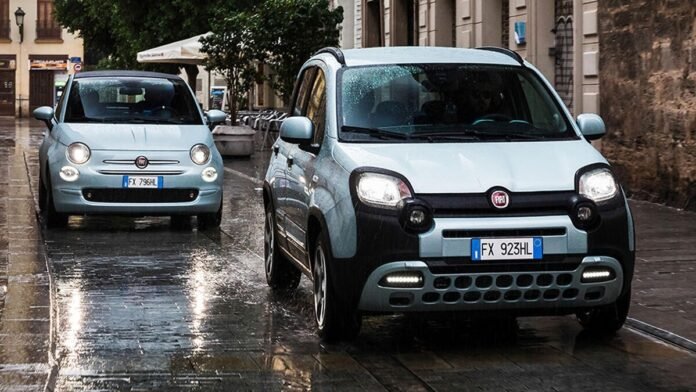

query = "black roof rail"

[
  {"left": 314, "top": 47, "right": 346, "bottom": 67},
  {"left": 476, "top": 46, "right": 524, "bottom": 65}
]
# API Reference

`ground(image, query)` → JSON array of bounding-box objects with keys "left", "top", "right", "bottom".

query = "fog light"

[
  {"left": 201, "top": 167, "right": 218, "bottom": 182},
  {"left": 577, "top": 206, "right": 593, "bottom": 221},
  {"left": 581, "top": 268, "right": 615, "bottom": 283},
  {"left": 59, "top": 166, "right": 79, "bottom": 182},
  {"left": 409, "top": 209, "right": 426, "bottom": 225},
  {"left": 380, "top": 272, "right": 424, "bottom": 288}
]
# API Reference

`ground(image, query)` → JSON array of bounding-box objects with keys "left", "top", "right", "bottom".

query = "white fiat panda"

[{"left": 263, "top": 46, "right": 634, "bottom": 340}]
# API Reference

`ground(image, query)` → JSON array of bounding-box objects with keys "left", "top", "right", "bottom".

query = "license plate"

[
  {"left": 471, "top": 237, "right": 543, "bottom": 261},
  {"left": 122, "top": 176, "right": 163, "bottom": 189}
]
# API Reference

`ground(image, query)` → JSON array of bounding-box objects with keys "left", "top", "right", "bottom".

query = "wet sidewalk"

[
  {"left": 627, "top": 200, "right": 696, "bottom": 349},
  {"left": 0, "top": 118, "right": 52, "bottom": 390}
]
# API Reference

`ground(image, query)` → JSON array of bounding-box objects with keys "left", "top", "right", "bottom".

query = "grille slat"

[
  {"left": 83, "top": 188, "right": 198, "bottom": 203},
  {"left": 443, "top": 228, "right": 566, "bottom": 238},
  {"left": 419, "top": 191, "right": 575, "bottom": 217}
]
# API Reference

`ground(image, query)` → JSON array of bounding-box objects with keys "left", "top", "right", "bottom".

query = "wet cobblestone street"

[{"left": 1, "top": 118, "right": 696, "bottom": 391}]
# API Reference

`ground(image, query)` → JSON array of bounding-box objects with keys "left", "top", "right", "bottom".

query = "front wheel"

[
  {"left": 313, "top": 232, "right": 361, "bottom": 341},
  {"left": 40, "top": 174, "right": 68, "bottom": 228},
  {"left": 198, "top": 198, "right": 222, "bottom": 230},
  {"left": 576, "top": 286, "right": 631, "bottom": 335}
]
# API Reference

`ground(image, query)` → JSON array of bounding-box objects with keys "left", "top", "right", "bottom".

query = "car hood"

[
  {"left": 332, "top": 140, "right": 608, "bottom": 193},
  {"left": 56, "top": 123, "right": 213, "bottom": 151}
]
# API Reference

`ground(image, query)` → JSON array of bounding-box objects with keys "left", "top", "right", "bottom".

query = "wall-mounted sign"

[
  {"left": 30, "top": 59, "right": 68, "bottom": 71},
  {"left": 69, "top": 57, "right": 82, "bottom": 63},
  {"left": 0, "top": 60, "right": 16, "bottom": 70}
]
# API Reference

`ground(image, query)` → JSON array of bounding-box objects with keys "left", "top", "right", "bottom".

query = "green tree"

[
  {"left": 255, "top": 0, "right": 343, "bottom": 102},
  {"left": 53, "top": 0, "right": 256, "bottom": 80},
  {"left": 200, "top": 11, "right": 261, "bottom": 123}
]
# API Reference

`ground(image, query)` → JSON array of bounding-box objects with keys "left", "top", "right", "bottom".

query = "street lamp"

[{"left": 15, "top": 7, "right": 25, "bottom": 43}]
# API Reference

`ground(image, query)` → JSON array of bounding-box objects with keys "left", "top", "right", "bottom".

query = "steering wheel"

[
  {"left": 151, "top": 106, "right": 179, "bottom": 117},
  {"left": 475, "top": 113, "right": 514, "bottom": 123}
]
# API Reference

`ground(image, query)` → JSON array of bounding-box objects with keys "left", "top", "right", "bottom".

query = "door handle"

[
  {"left": 287, "top": 156, "right": 294, "bottom": 168},
  {"left": 273, "top": 145, "right": 279, "bottom": 156}
]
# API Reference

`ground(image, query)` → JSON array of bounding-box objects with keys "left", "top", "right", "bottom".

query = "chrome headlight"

[
  {"left": 67, "top": 142, "right": 91, "bottom": 164},
  {"left": 579, "top": 168, "right": 618, "bottom": 202},
  {"left": 190, "top": 144, "right": 210, "bottom": 165},
  {"left": 356, "top": 172, "right": 412, "bottom": 208}
]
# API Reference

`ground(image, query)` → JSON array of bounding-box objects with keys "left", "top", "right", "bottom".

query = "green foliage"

[
  {"left": 53, "top": 0, "right": 253, "bottom": 70},
  {"left": 54, "top": 0, "right": 344, "bottom": 114},
  {"left": 256, "top": 0, "right": 343, "bottom": 102},
  {"left": 200, "top": 11, "right": 261, "bottom": 121}
]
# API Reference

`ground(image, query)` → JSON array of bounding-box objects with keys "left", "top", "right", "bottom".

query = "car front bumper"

[
  {"left": 357, "top": 256, "right": 623, "bottom": 312},
  {"left": 49, "top": 150, "right": 223, "bottom": 215}
]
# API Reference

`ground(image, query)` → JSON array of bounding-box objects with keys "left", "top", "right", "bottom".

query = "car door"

[
  {"left": 275, "top": 66, "right": 318, "bottom": 255},
  {"left": 284, "top": 66, "right": 327, "bottom": 264}
]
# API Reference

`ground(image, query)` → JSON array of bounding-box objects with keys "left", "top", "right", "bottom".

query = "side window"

[
  {"left": 306, "top": 69, "right": 326, "bottom": 146},
  {"left": 293, "top": 67, "right": 317, "bottom": 116}
]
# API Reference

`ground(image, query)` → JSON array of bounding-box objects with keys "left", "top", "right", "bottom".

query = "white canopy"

[{"left": 136, "top": 33, "right": 210, "bottom": 65}]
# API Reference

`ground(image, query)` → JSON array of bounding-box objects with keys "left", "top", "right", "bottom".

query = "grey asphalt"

[{"left": 0, "top": 117, "right": 695, "bottom": 391}]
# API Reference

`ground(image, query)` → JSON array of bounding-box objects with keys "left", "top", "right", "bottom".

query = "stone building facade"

[
  {"left": 334, "top": 0, "right": 601, "bottom": 116},
  {"left": 0, "top": 0, "right": 83, "bottom": 117},
  {"left": 599, "top": 0, "right": 696, "bottom": 209}
]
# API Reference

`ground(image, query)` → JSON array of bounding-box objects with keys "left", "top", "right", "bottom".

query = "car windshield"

[
  {"left": 339, "top": 64, "right": 576, "bottom": 142},
  {"left": 63, "top": 77, "right": 203, "bottom": 125}
]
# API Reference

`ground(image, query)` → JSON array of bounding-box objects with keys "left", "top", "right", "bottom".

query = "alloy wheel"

[
  {"left": 264, "top": 212, "right": 274, "bottom": 278},
  {"left": 313, "top": 245, "right": 327, "bottom": 328}
]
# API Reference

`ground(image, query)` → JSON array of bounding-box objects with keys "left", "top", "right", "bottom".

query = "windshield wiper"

[
  {"left": 341, "top": 125, "right": 410, "bottom": 140},
  {"left": 410, "top": 129, "right": 490, "bottom": 141},
  {"left": 488, "top": 131, "right": 549, "bottom": 141}
]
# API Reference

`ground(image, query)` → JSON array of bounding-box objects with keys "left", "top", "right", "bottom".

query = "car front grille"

[{"left": 82, "top": 188, "right": 199, "bottom": 203}]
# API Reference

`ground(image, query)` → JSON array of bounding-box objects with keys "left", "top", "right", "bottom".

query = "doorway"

[{"left": 0, "top": 70, "right": 14, "bottom": 116}]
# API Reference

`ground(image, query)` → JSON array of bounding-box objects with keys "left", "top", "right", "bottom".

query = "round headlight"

[
  {"left": 67, "top": 143, "right": 91, "bottom": 164},
  {"left": 190, "top": 144, "right": 210, "bottom": 165}
]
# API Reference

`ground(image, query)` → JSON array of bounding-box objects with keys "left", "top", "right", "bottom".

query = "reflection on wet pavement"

[{"left": 5, "top": 120, "right": 696, "bottom": 391}]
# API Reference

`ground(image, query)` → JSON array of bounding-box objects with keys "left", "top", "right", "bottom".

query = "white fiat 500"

[
  {"left": 263, "top": 47, "right": 634, "bottom": 340},
  {"left": 34, "top": 71, "right": 226, "bottom": 228}
]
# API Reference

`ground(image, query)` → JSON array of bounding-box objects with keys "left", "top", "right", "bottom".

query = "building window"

[
  {"left": 363, "top": 0, "right": 383, "bottom": 47},
  {"left": 36, "top": 0, "right": 62, "bottom": 40},
  {"left": 0, "top": 0, "right": 9, "bottom": 40},
  {"left": 501, "top": 0, "right": 509, "bottom": 47},
  {"left": 554, "top": 0, "right": 573, "bottom": 112},
  {"left": 391, "top": 0, "right": 417, "bottom": 46}
]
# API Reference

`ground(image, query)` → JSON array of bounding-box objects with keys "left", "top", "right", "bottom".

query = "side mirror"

[
  {"left": 280, "top": 116, "right": 314, "bottom": 145},
  {"left": 205, "top": 109, "right": 227, "bottom": 128},
  {"left": 33, "top": 106, "right": 55, "bottom": 131},
  {"left": 576, "top": 113, "right": 606, "bottom": 141}
]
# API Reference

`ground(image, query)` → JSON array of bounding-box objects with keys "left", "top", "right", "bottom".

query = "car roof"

[
  {"left": 74, "top": 70, "right": 183, "bottom": 80},
  {"left": 336, "top": 47, "right": 523, "bottom": 67}
]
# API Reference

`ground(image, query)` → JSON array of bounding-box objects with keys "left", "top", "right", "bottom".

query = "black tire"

[
  {"left": 40, "top": 174, "right": 68, "bottom": 228},
  {"left": 577, "top": 286, "right": 631, "bottom": 335},
  {"left": 313, "top": 232, "right": 361, "bottom": 341},
  {"left": 170, "top": 215, "right": 192, "bottom": 229},
  {"left": 264, "top": 209, "right": 300, "bottom": 292},
  {"left": 198, "top": 198, "right": 222, "bottom": 230}
]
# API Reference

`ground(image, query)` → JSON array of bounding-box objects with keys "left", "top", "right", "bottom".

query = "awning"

[{"left": 136, "top": 33, "right": 210, "bottom": 65}]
